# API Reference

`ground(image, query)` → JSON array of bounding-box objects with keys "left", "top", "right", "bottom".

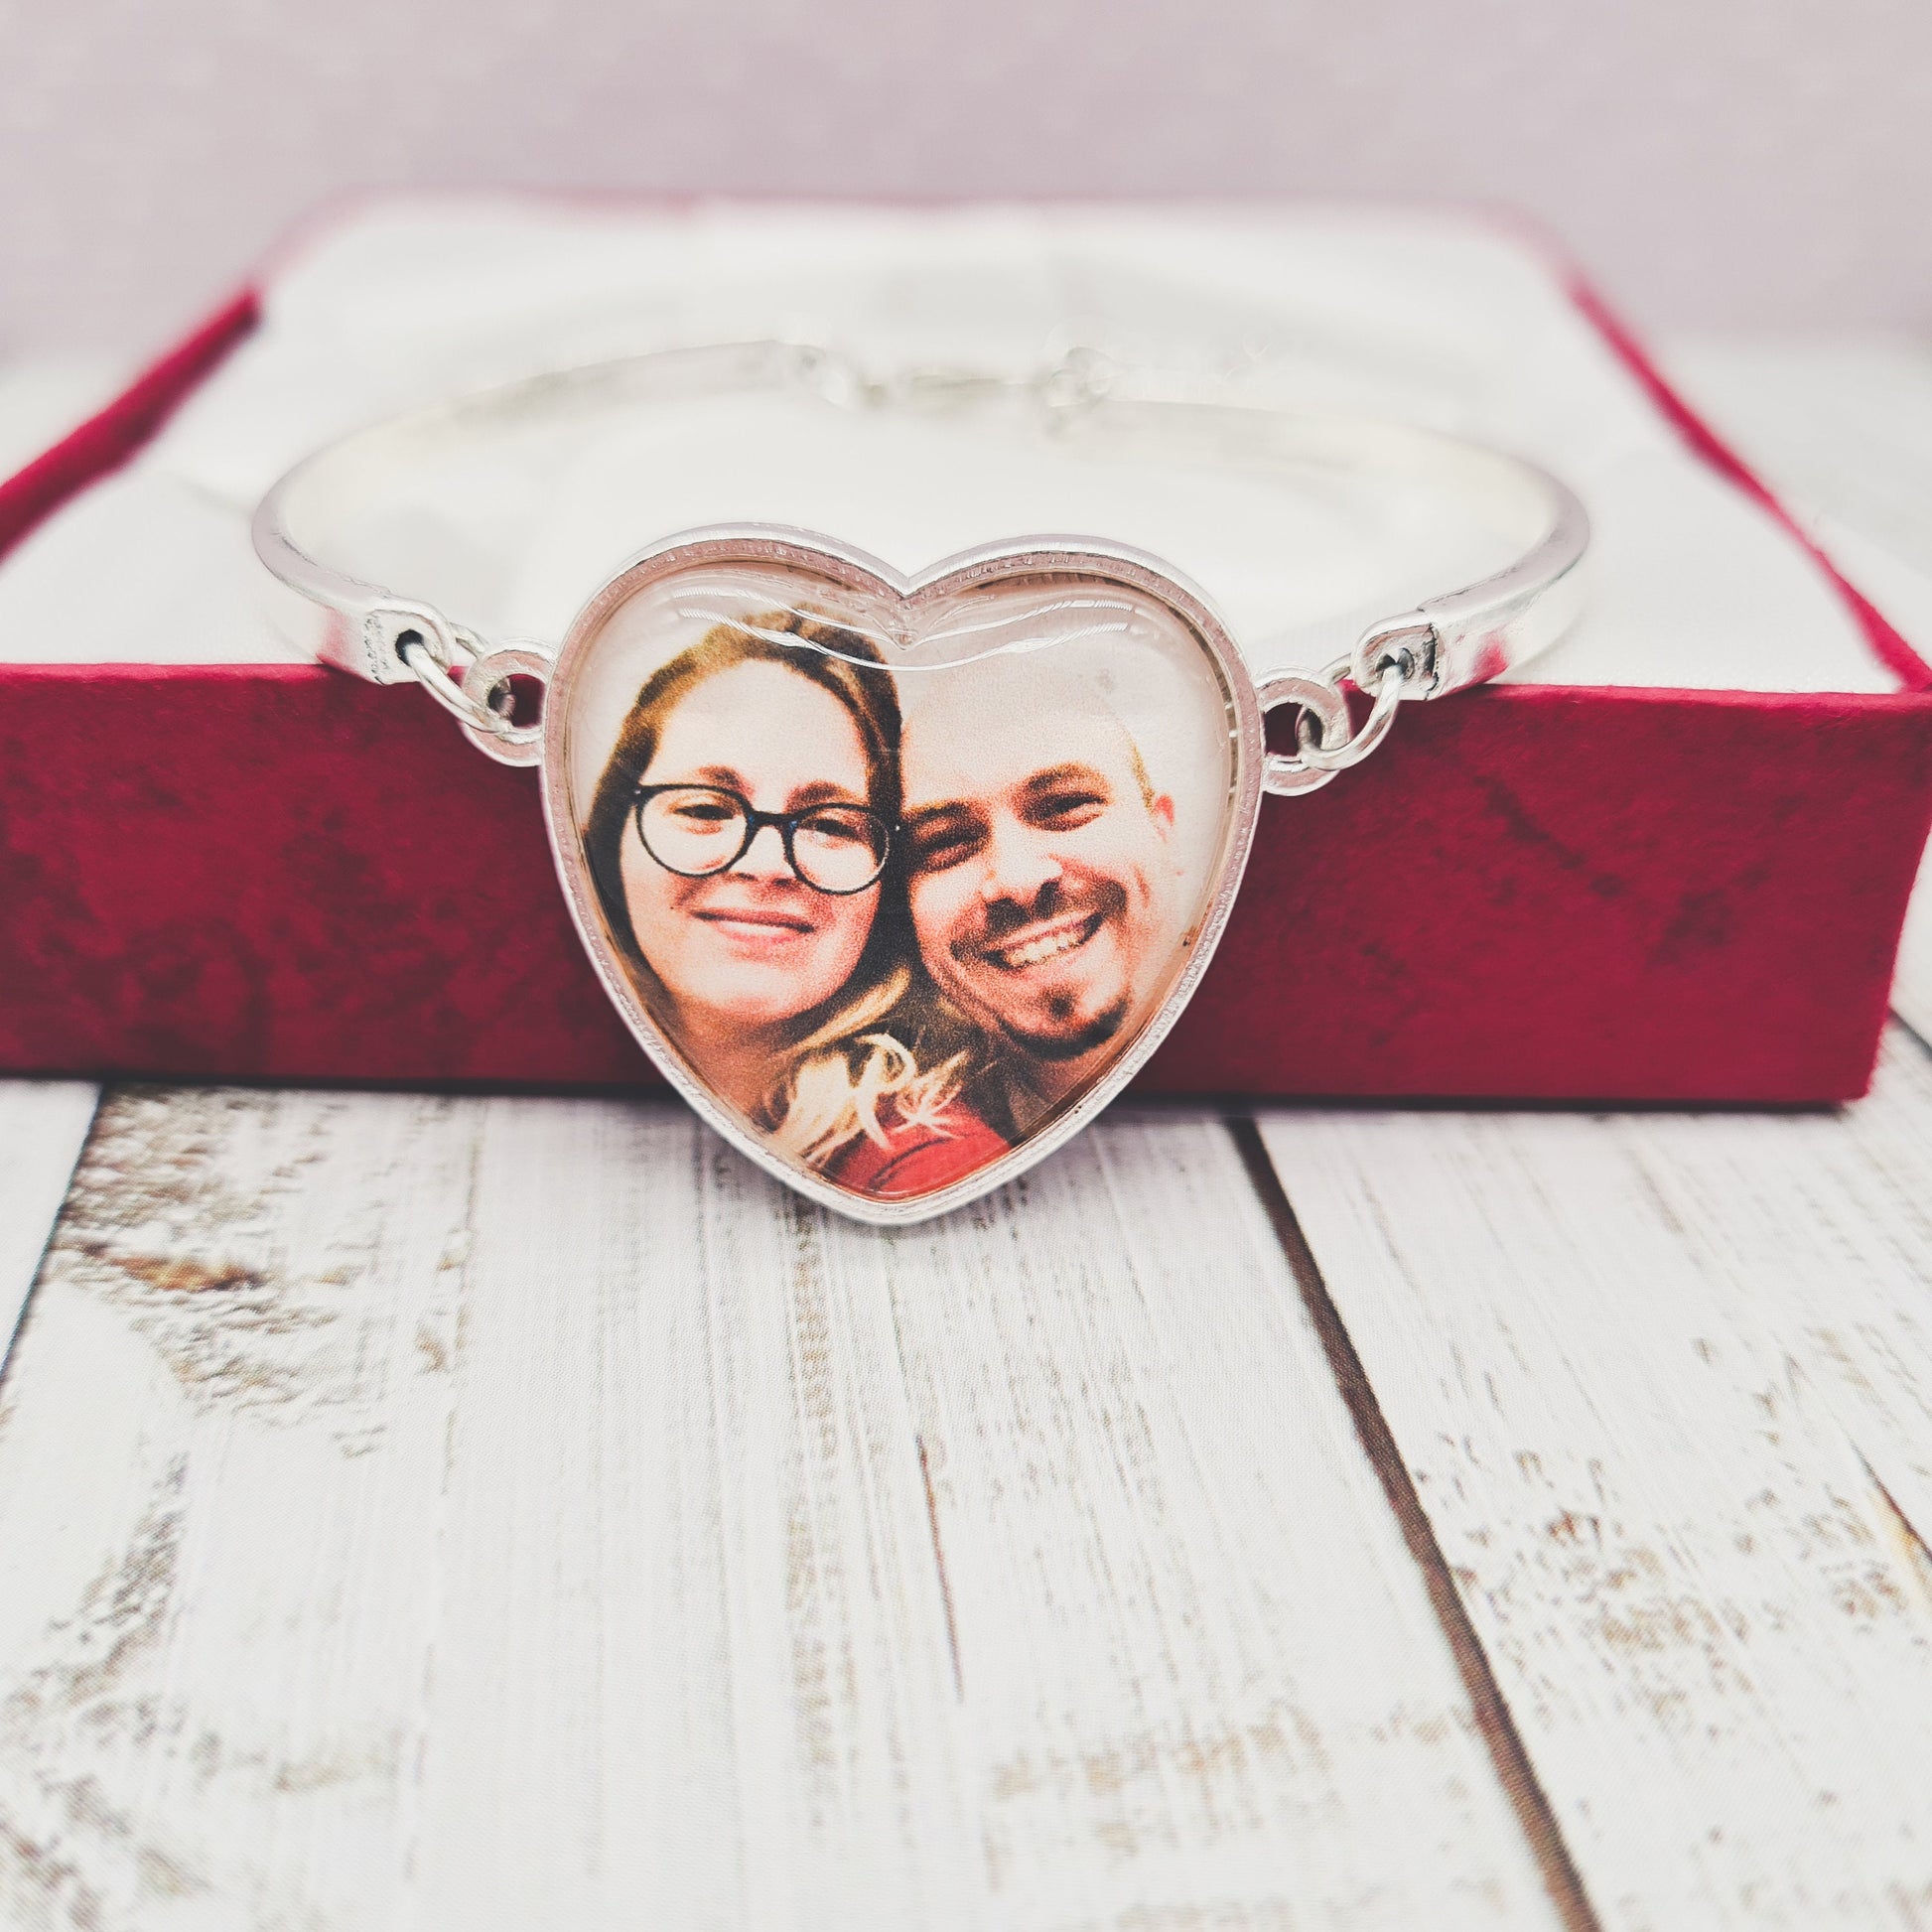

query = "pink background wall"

[{"left": 4, "top": 0, "right": 1929, "bottom": 352}]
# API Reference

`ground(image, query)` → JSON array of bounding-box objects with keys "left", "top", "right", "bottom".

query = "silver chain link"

[
  {"left": 1259, "top": 635, "right": 1430, "bottom": 796},
  {"left": 391, "top": 620, "right": 524, "bottom": 740}
]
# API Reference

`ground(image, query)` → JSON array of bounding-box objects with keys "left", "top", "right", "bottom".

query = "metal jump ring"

[
  {"left": 459, "top": 645, "right": 553, "bottom": 767},
  {"left": 1258, "top": 670, "right": 1351, "bottom": 797},
  {"left": 397, "top": 632, "right": 504, "bottom": 734},
  {"left": 1293, "top": 655, "right": 1409, "bottom": 774}
]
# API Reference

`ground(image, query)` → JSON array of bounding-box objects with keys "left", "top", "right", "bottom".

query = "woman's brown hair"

[{"left": 581, "top": 607, "right": 973, "bottom": 1168}]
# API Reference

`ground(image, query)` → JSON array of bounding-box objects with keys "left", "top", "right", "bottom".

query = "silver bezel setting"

[{"left": 538, "top": 523, "right": 1268, "bottom": 1228}]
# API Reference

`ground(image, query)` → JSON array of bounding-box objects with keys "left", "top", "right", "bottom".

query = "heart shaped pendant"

[{"left": 529, "top": 527, "right": 1266, "bottom": 1223}]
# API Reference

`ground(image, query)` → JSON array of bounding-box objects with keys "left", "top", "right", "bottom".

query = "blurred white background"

[{"left": 3, "top": 0, "right": 1930, "bottom": 353}]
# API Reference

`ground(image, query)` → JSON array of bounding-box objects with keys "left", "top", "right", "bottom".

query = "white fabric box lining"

[{"left": 0, "top": 198, "right": 1910, "bottom": 697}]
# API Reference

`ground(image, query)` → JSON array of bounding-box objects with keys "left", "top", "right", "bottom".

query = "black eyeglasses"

[{"left": 631, "top": 784, "right": 893, "bottom": 896}]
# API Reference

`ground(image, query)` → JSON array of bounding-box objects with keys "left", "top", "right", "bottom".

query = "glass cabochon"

[{"left": 556, "top": 549, "right": 1244, "bottom": 1209}]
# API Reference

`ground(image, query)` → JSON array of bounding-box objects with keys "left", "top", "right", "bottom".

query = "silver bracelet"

[{"left": 254, "top": 341, "right": 1588, "bottom": 1224}]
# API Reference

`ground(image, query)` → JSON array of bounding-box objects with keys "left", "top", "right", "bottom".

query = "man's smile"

[{"left": 971, "top": 907, "right": 1106, "bottom": 974}]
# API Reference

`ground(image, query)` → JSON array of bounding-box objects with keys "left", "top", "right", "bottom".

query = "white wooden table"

[{"left": 4, "top": 343, "right": 1932, "bottom": 1930}]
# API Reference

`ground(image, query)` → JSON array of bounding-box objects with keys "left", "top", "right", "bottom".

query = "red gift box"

[{"left": 2, "top": 203, "right": 1928, "bottom": 1104}]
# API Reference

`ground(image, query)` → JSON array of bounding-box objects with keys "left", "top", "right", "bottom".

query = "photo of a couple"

[{"left": 568, "top": 568, "right": 1237, "bottom": 1204}]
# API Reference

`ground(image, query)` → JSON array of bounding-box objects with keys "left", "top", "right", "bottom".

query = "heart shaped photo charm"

[{"left": 537, "top": 527, "right": 1267, "bottom": 1224}]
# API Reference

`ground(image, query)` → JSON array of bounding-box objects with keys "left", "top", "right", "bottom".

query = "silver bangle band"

[{"left": 253, "top": 339, "right": 1588, "bottom": 784}]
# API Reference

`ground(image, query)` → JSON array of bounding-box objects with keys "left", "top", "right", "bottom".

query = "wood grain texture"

[
  {"left": 0, "top": 1080, "right": 96, "bottom": 1369},
  {"left": 0, "top": 1086, "right": 480, "bottom": 1931},
  {"left": 0, "top": 1086, "right": 1563, "bottom": 1930},
  {"left": 1255, "top": 1030, "right": 1932, "bottom": 1928}
]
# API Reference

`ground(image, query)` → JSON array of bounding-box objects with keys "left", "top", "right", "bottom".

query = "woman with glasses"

[{"left": 583, "top": 607, "right": 1008, "bottom": 1199}]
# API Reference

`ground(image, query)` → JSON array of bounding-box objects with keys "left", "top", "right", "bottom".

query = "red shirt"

[{"left": 825, "top": 1100, "right": 1011, "bottom": 1202}]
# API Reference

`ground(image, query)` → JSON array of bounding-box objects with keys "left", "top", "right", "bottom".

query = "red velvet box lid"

[{"left": 3, "top": 203, "right": 1929, "bottom": 1105}]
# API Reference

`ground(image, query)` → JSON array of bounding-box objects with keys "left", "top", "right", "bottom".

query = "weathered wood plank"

[
  {"left": 1254, "top": 1038, "right": 1932, "bottom": 1928},
  {"left": 0, "top": 1080, "right": 96, "bottom": 1369},
  {"left": 1609, "top": 1033, "right": 1932, "bottom": 1598},
  {"left": 0, "top": 1084, "right": 1562, "bottom": 1929},
  {"left": 0, "top": 1086, "right": 481, "bottom": 1930},
  {"left": 860, "top": 1114, "right": 1571, "bottom": 1930},
  {"left": 407, "top": 1101, "right": 982, "bottom": 1931}
]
